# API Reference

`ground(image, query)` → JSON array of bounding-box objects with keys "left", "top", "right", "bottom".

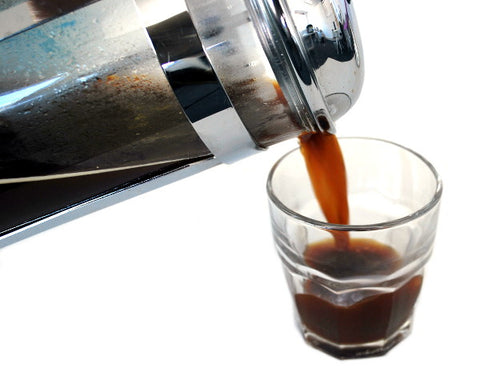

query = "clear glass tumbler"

[{"left": 267, "top": 137, "right": 442, "bottom": 359}]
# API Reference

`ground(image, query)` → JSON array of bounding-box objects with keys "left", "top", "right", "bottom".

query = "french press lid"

[{"left": 247, "top": 0, "right": 364, "bottom": 133}]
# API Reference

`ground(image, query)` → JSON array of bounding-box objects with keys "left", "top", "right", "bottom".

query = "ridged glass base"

[{"left": 297, "top": 316, "right": 413, "bottom": 359}]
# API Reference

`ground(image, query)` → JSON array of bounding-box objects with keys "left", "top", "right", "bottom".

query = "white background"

[{"left": 0, "top": 0, "right": 478, "bottom": 371}]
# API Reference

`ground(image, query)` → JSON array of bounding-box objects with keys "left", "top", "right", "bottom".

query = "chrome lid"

[{"left": 247, "top": 0, "right": 364, "bottom": 132}]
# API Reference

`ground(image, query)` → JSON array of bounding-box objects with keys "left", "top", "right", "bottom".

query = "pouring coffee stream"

[{"left": 299, "top": 130, "right": 350, "bottom": 249}]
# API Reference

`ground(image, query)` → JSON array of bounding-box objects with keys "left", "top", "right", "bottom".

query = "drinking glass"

[{"left": 267, "top": 137, "right": 442, "bottom": 359}]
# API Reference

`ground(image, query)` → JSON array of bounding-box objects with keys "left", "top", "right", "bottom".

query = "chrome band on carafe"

[
  {"left": 185, "top": 0, "right": 309, "bottom": 148},
  {"left": 139, "top": 2, "right": 259, "bottom": 163}
]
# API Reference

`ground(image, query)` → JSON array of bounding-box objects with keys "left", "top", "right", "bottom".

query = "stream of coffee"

[
  {"left": 298, "top": 131, "right": 349, "bottom": 226},
  {"left": 298, "top": 131, "right": 349, "bottom": 249}
]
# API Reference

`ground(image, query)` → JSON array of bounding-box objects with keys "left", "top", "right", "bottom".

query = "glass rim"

[{"left": 266, "top": 137, "right": 443, "bottom": 232}]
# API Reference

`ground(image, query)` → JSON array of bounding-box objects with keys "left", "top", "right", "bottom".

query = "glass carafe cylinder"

[{"left": 0, "top": 0, "right": 363, "bottom": 245}]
